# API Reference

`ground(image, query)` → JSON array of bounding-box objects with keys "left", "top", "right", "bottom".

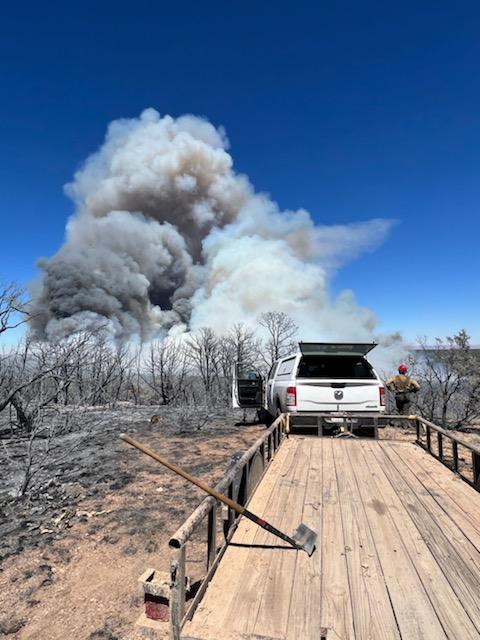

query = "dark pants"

[
  {"left": 395, "top": 392, "right": 412, "bottom": 427},
  {"left": 395, "top": 392, "right": 411, "bottom": 415}
]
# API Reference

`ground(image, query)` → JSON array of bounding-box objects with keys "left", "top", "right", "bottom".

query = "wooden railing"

[
  {"left": 168, "top": 414, "right": 287, "bottom": 640},
  {"left": 313, "top": 411, "right": 480, "bottom": 491},
  {"left": 414, "top": 416, "right": 480, "bottom": 491}
]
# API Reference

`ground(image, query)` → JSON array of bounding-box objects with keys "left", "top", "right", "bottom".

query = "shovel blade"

[{"left": 292, "top": 523, "right": 317, "bottom": 556}]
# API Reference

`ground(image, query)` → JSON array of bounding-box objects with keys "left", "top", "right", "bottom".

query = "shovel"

[{"left": 120, "top": 433, "right": 317, "bottom": 556}]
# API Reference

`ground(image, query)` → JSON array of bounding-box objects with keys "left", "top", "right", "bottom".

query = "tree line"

[
  {"left": 1, "top": 281, "right": 480, "bottom": 498},
  {"left": 408, "top": 329, "right": 480, "bottom": 429},
  {"left": 0, "top": 283, "right": 299, "bottom": 431},
  {"left": 1, "top": 281, "right": 479, "bottom": 434}
]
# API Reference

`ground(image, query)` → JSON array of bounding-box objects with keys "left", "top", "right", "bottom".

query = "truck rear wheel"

[{"left": 276, "top": 401, "right": 282, "bottom": 418}]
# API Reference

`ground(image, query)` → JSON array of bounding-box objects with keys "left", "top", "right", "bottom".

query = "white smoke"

[{"left": 32, "top": 108, "right": 398, "bottom": 347}]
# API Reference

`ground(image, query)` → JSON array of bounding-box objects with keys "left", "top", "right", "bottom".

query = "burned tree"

[
  {"left": 142, "top": 338, "right": 188, "bottom": 405},
  {"left": 0, "top": 333, "right": 101, "bottom": 495},
  {"left": 258, "top": 311, "right": 298, "bottom": 369},
  {"left": 186, "top": 328, "right": 220, "bottom": 403},
  {"left": 226, "top": 323, "right": 261, "bottom": 368},
  {"left": 413, "top": 330, "right": 480, "bottom": 429},
  {"left": 0, "top": 281, "right": 29, "bottom": 336}
]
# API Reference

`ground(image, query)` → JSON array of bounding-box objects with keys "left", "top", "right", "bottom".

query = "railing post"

[
  {"left": 170, "top": 545, "right": 186, "bottom": 640},
  {"left": 472, "top": 451, "right": 480, "bottom": 489},
  {"left": 452, "top": 441, "right": 459, "bottom": 472},
  {"left": 437, "top": 432, "right": 443, "bottom": 461},
  {"left": 285, "top": 413, "right": 290, "bottom": 438},
  {"left": 241, "top": 462, "right": 249, "bottom": 504},
  {"left": 416, "top": 418, "right": 420, "bottom": 444},
  {"left": 207, "top": 503, "right": 217, "bottom": 570},
  {"left": 426, "top": 425, "right": 431, "bottom": 452},
  {"left": 227, "top": 483, "right": 234, "bottom": 529}
]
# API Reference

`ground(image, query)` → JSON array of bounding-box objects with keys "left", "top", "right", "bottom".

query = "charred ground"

[{"left": 0, "top": 406, "right": 264, "bottom": 639}]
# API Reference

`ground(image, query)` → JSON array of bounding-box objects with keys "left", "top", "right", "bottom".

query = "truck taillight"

[
  {"left": 286, "top": 386, "right": 297, "bottom": 406},
  {"left": 379, "top": 386, "right": 385, "bottom": 406}
]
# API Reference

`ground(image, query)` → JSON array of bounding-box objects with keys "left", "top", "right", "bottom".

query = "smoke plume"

[{"left": 32, "top": 108, "right": 396, "bottom": 344}]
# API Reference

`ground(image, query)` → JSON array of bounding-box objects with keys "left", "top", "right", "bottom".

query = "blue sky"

[{"left": 1, "top": 1, "right": 479, "bottom": 342}]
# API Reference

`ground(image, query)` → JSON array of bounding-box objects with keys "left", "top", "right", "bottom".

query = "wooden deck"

[{"left": 182, "top": 437, "right": 480, "bottom": 640}]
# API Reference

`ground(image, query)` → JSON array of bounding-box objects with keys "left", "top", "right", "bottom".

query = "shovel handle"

[{"left": 120, "top": 433, "right": 246, "bottom": 516}]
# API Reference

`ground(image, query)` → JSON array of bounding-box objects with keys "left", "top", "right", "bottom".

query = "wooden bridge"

[{"left": 142, "top": 416, "right": 480, "bottom": 640}]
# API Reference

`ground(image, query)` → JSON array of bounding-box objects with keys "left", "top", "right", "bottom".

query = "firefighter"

[{"left": 386, "top": 363, "right": 420, "bottom": 417}]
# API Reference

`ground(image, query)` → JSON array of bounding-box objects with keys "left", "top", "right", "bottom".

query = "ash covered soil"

[{"left": 0, "top": 405, "right": 265, "bottom": 640}]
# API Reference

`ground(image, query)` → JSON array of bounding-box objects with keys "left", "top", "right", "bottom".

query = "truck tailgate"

[{"left": 295, "top": 379, "right": 382, "bottom": 412}]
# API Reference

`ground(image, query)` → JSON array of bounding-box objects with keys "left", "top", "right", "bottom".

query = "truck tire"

[{"left": 257, "top": 407, "right": 274, "bottom": 427}]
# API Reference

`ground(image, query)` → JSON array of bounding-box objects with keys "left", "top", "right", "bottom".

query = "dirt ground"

[
  {"left": 0, "top": 406, "right": 265, "bottom": 639},
  {"left": 1, "top": 409, "right": 479, "bottom": 640}
]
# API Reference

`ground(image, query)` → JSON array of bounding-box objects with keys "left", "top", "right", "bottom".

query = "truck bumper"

[{"left": 289, "top": 411, "right": 386, "bottom": 437}]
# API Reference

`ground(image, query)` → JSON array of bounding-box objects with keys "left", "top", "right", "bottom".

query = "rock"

[
  {"left": 0, "top": 618, "right": 26, "bottom": 634},
  {"left": 101, "top": 534, "right": 120, "bottom": 545},
  {"left": 145, "top": 540, "right": 158, "bottom": 553},
  {"left": 64, "top": 482, "right": 83, "bottom": 500},
  {"left": 122, "top": 546, "right": 138, "bottom": 556},
  {"left": 88, "top": 625, "right": 119, "bottom": 639}
]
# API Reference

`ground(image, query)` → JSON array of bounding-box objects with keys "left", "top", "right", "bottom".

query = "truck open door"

[{"left": 232, "top": 363, "right": 264, "bottom": 409}]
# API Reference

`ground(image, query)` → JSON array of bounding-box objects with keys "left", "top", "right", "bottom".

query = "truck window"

[
  {"left": 296, "top": 356, "right": 375, "bottom": 379},
  {"left": 276, "top": 357, "right": 296, "bottom": 377},
  {"left": 237, "top": 365, "right": 261, "bottom": 381}
]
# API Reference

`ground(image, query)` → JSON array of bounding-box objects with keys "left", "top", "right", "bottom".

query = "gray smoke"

[{"left": 32, "top": 108, "right": 396, "bottom": 343}]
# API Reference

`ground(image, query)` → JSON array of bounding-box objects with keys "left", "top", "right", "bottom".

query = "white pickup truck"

[{"left": 233, "top": 342, "right": 386, "bottom": 433}]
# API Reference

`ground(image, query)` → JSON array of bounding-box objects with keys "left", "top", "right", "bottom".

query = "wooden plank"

[
  {"left": 319, "top": 438, "right": 355, "bottom": 640},
  {"left": 286, "top": 438, "right": 322, "bottom": 640},
  {"left": 376, "top": 441, "right": 480, "bottom": 630},
  {"left": 396, "top": 443, "right": 480, "bottom": 546},
  {"left": 251, "top": 437, "right": 311, "bottom": 638},
  {"left": 383, "top": 443, "right": 480, "bottom": 571},
  {"left": 405, "top": 440, "right": 480, "bottom": 511},
  {"left": 182, "top": 628, "right": 284, "bottom": 640},
  {"left": 182, "top": 440, "right": 296, "bottom": 637},
  {"left": 360, "top": 440, "right": 480, "bottom": 639},
  {"left": 224, "top": 438, "right": 302, "bottom": 636},
  {"left": 234, "top": 439, "right": 300, "bottom": 544},
  {"left": 392, "top": 442, "right": 480, "bottom": 538},
  {"left": 344, "top": 440, "right": 446, "bottom": 639},
  {"left": 331, "top": 439, "right": 401, "bottom": 640}
]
